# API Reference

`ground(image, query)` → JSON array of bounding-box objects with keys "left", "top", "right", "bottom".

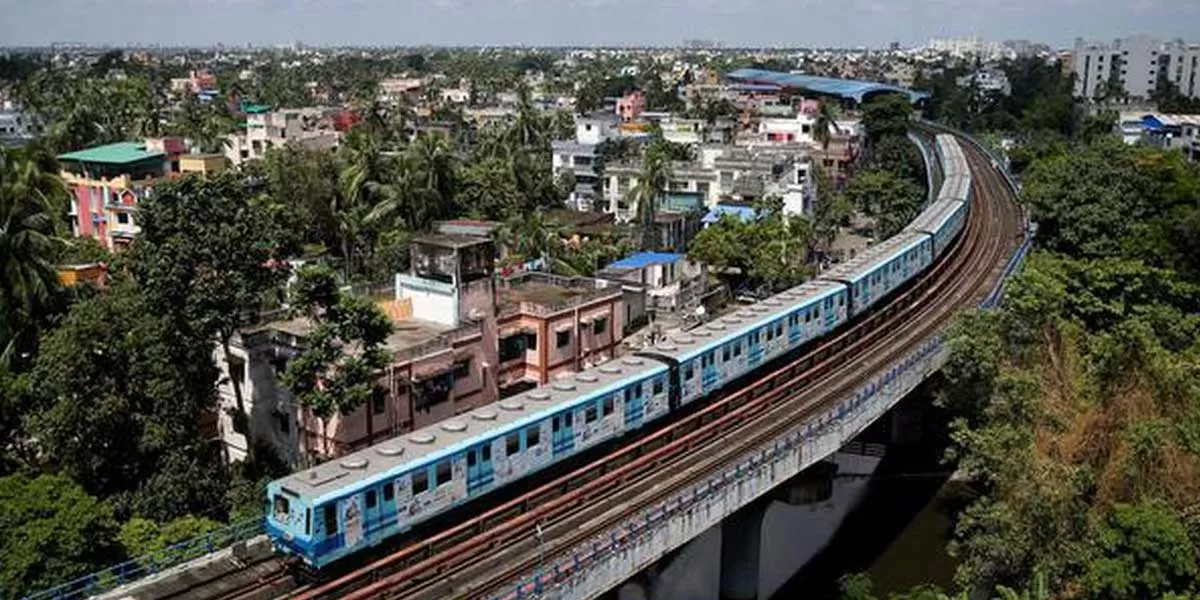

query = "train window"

[
  {"left": 273, "top": 495, "right": 290, "bottom": 522},
  {"left": 366, "top": 490, "right": 377, "bottom": 509},
  {"left": 775, "top": 323, "right": 783, "bottom": 337},
  {"left": 653, "top": 378, "right": 664, "bottom": 395},
  {"left": 412, "top": 471, "right": 429, "bottom": 495},
  {"left": 805, "top": 310, "right": 812, "bottom": 323},
  {"left": 468, "top": 451, "right": 477, "bottom": 467},
  {"left": 603, "top": 396, "right": 614, "bottom": 415},
  {"left": 383, "top": 483, "right": 394, "bottom": 502},
  {"left": 324, "top": 504, "right": 338, "bottom": 535},
  {"left": 527, "top": 426, "right": 540, "bottom": 448},
  {"left": 733, "top": 343, "right": 742, "bottom": 357},
  {"left": 765, "top": 327, "right": 774, "bottom": 341},
  {"left": 506, "top": 432, "right": 521, "bottom": 456},
  {"left": 636, "top": 383, "right": 644, "bottom": 398},
  {"left": 482, "top": 444, "right": 491, "bottom": 461},
  {"left": 585, "top": 404, "right": 598, "bottom": 423},
  {"left": 435, "top": 461, "right": 452, "bottom": 487},
  {"left": 552, "top": 416, "right": 560, "bottom": 432},
  {"left": 564, "top": 412, "right": 573, "bottom": 427},
  {"left": 684, "top": 364, "right": 694, "bottom": 380},
  {"left": 722, "top": 346, "right": 731, "bottom": 361},
  {"left": 306, "top": 508, "right": 311, "bottom": 535},
  {"left": 839, "top": 295, "right": 845, "bottom": 307}
]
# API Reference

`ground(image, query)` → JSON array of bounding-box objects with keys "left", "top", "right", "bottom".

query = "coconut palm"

[
  {"left": 632, "top": 145, "right": 671, "bottom": 251},
  {"left": 813, "top": 101, "right": 842, "bottom": 164},
  {"left": 0, "top": 149, "right": 68, "bottom": 366}
]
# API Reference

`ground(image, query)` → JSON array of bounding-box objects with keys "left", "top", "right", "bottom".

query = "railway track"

[{"left": 259, "top": 131, "right": 1024, "bottom": 600}]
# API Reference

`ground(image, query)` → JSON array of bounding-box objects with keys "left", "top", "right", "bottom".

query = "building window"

[
  {"left": 453, "top": 359, "right": 471, "bottom": 382},
  {"left": 117, "top": 212, "right": 130, "bottom": 225},
  {"left": 593, "top": 318, "right": 607, "bottom": 335},
  {"left": 499, "top": 334, "right": 525, "bottom": 362},
  {"left": 227, "top": 357, "right": 245, "bottom": 388},
  {"left": 372, "top": 388, "right": 386, "bottom": 415},
  {"left": 276, "top": 412, "right": 290, "bottom": 435},
  {"left": 556, "top": 330, "right": 571, "bottom": 348}
]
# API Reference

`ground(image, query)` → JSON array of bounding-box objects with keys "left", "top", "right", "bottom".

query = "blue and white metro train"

[{"left": 265, "top": 134, "right": 976, "bottom": 568}]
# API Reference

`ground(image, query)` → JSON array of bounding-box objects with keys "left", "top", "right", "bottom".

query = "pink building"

[
  {"left": 217, "top": 235, "right": 630, "bottom": 465},
  {"left": 58, "top": 138, "right": 190, "bottom": 250},
  {"left": 616, "top": 90, "right": 646, "bottom": 122}
]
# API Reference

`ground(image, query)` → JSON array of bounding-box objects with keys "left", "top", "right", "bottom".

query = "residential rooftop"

[{"left": 57, "top": 141, "right": 165, "bottom": 165}]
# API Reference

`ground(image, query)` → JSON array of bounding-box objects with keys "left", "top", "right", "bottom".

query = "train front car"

[
  {"left": 266, "top": 480, "right": 316, "bottom": 564},
  {"left": 639, "top": 280, "right": 849, "bottom": 407},
  {"left": 265, "top": 357, "right": 671, "bottom": 568}
]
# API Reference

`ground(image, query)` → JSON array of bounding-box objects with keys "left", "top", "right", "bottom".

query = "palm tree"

[
  {"left": 0, "top": 149, "right": 67, "bottom": 367},
  {"left": 813, "top": 101, "right": 842, "bottom": 165},
  {"left": 632, "top": 146, "right": 671, "bottom": 251},
  {"left": 335, "top": 131, "right": 387, "bottom": 279}
]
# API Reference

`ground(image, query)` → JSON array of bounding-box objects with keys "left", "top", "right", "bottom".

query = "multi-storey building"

[
  {"left": 215, "top": 232, "right": 636, "bottom": 465},
  {"left": 1073, "top": 36, "right": 1200, "bottom": 101},
  {"left": 224, "top": 106, "right": 342, "bottom": 166},
  {"left": 58, "top": 138, "right": 225, "bottom": 250}
]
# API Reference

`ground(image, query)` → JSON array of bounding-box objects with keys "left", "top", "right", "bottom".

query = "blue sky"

[{"left": 1, "top": 0, "right": 1198, "bottom": 48}]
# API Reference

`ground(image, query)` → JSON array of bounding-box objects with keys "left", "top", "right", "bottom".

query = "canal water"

[{"left": 769, "top": 391, "right": 970, "bottom": 599}]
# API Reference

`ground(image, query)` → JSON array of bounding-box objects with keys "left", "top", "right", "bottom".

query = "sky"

[{"left": 1, "top": 0, "right": 1198, "bottom": 49}]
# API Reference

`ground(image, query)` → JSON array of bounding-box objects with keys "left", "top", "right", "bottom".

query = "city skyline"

[{"left": 1, "top": 0, "right": 1198, "bottom": 49}]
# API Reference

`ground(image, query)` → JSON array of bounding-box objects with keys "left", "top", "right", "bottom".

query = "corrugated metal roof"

[
  {"left": 606, "top": 252, "right": 686, "bottom": 269},
  {"left": 57, "top": 142, "right": 164, "bottom": 165},
  {"left": 726, "top": 69, "right": 930, "bottom": 103}
]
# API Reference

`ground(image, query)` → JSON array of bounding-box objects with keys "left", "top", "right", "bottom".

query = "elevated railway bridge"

[{"left": 29, "top": 126, "right": 1031, "bottom": 600}]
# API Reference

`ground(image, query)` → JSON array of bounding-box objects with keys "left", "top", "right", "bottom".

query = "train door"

[
  {"left": 466, "top": 443, "right": 494, "bottom": 493},
  {"left": 747, "top": 332, "right": 763, "bottom": 368},
  {"left": 624, "top": 385, "right": 644, "bottom": 427},
  {"left": 552, "top": 411, "right": 575, "bottom": 456},
  {"left": 667, "top": 365, "right": 681, "bottom": 412},
  {"left": 363, "top": 487, "right": 381, "bottom": 543},
  {"left": 701, "top": 350, "right": 721, "bottom": 392}
]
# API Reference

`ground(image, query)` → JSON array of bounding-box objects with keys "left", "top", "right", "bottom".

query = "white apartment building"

[
  {"left": 224, "top": 108, "right": 342, "bottom": 166},
  {"left": 1073, "top": 36, "right": 1200, "bottom": 101},
  {"left": 551, "top": 118, "right": 620, "bottom": 211}
]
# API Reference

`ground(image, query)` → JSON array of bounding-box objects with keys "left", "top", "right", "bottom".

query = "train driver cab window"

[
  {"left": 273, "top": 494, "right": 290, "bottom": 522},
  {"left": 435, "top": 461, "right": 452, "bottom": 487},
  {"left": 323, "top": 504, "right": 338, "bottom": 535},
  {"left": 366, "top": 490, "right": 377, "bottom": 509},
  {"left": 412, "top": 470, "right": 429, "bottom": 495}
]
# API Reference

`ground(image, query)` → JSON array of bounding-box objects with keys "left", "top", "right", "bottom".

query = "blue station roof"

[
  {"left": 725, "top": 68, "right": 930, "bottom": 104},
  {"left": 606, "top": 251, "right": 685, "bottom": 269}
]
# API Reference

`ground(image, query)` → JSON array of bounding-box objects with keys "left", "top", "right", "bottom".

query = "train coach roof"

[
  {"left": 905, "top": 199, "right": 964, "bottom": 235},
  {"left": 641, "top": 279, "right": 845, "bottom": 363},
  {"left": 817, "top": 231, "right": 927, "bottom": 285},
  {"left": 277, "top": 357, "right": 667, "bottom": 502},
  {"left": 938, "top": 175, "right": 972, "bottom": 202}
]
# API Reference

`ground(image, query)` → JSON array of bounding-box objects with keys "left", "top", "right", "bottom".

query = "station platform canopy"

[{"left": 725, "top": 68, "right": 930, "bottom": 104}]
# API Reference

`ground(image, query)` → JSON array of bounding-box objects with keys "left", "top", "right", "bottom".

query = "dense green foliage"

[
  {"left": 933, "top": 137, "right": 1200, "bottom": 598},
  {"left": 688, "top": 196, "right": 814, "bottom": 293},
  {"left": 281, "top": 264, "right": 394, "bottom": 419},
  {"left": 0, "top": 474, "right": 120, "bottom": 597}
]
